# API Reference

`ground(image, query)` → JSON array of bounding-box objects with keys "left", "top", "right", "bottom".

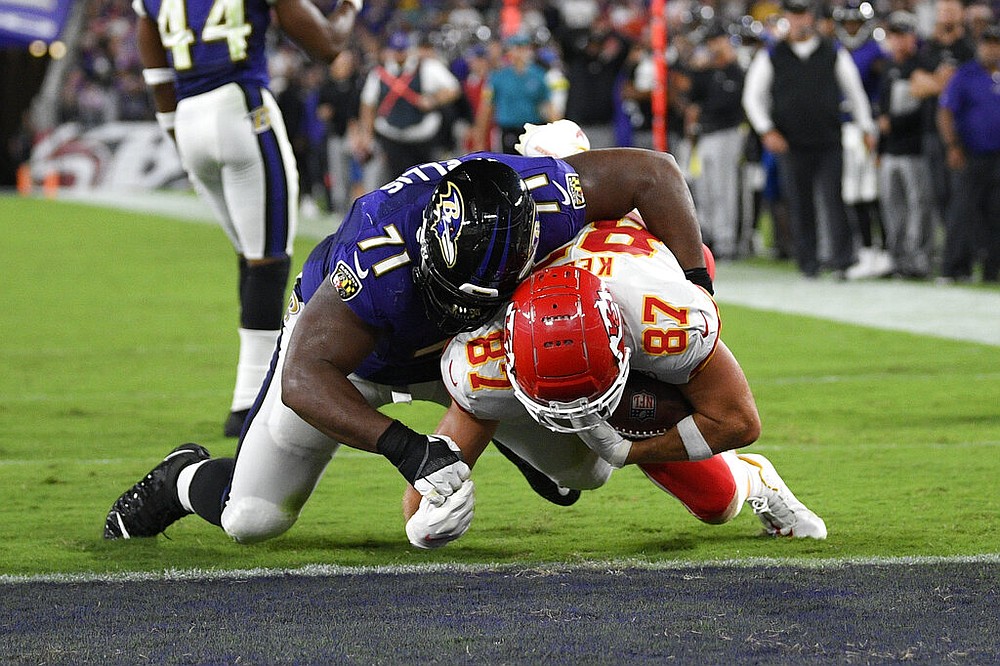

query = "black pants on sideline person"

[{"left": 778, "top": 145, "right": 855, "bottom": 277}]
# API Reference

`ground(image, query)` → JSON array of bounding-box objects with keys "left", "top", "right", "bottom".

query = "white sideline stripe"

[
  {"left": 714, "top": 263, "right": 1000, "bottom": 347},
  {"left": 759, "top": 371, "right": 1000, "bottom": 385},
  {"left": 2, "top": 553, "right": 998, "bottom": 586},
  {"left": 5, "top": 370, "right": 999, "bottom": 404},
  {"left": 52, "top": 190, "right": 1000, "bottom": 346},
  {"left": 3, "top": 440, "right": 1000, "bottom": 467},
  {"left": 56, "top": 189, "right": 340, "bottom": 240}
]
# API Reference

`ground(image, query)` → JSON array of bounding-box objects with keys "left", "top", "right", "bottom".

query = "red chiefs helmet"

[{"left": 503, "top": 265, "right": 631, "bottom": 433}]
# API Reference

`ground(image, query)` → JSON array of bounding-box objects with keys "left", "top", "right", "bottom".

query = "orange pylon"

[
  {"left": 42, "top": 170, "right": 59, "bottom": 199},
  {"left": 16, "top": 163, "right": 32, "bottom": 195}
]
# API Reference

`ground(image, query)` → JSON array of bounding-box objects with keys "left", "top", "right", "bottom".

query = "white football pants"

[{"left": 175, "top": 82, "right": 298, "bottom": 260}]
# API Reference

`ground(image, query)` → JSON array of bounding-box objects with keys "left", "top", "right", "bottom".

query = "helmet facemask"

[
  {"left": 508, "top": 344, "right": 631, "bottom": 433},
  {"left": 413, "top": 240, "right": 507, "bottom": 334}
]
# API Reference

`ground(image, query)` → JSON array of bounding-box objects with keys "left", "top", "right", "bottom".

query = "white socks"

[
  {"left": 176, "top": 460, "right": 208, "bottom": 513},
  {"left": 720, "top": 450, "right": 762, "bottom": 517}
]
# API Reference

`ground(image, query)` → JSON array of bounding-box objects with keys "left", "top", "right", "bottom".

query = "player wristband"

[
  {"left": 683, "top": 267, "right": 714, "bottom": 295},
  {"left": 376, "top": 419, "right": 458, "bottom": 484},
  {"left": 155, "top": 111, "right": 176, "bottom": 132},
  {"left": 142, "top": 67, "right": 174, "bottom": 86},
  {"left": 676, "top": 415, "right": 713, "bottom": 461}
]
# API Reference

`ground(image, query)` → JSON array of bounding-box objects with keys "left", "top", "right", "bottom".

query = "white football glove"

[
  {"left": 514, "top": 119, "right": 591, "bottom": 158},
  {"left": 412, "top": 434, "right": 471, "bottom": 507},
  {"left": 570, "top": 419, "right": 632, "bottom": 469},
  {"left": 338, "top": 0, "right": 363, "bottom": 12},
  {"left": 406, "top": 480, "right": 475, "bottom": 549}
]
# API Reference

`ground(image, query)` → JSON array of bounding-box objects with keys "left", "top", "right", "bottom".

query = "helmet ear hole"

[
  {"left": 418, "top": 159, "right": 540, "bottom": 333},
  {"left": 504, "top": 266, "right": 631, "bottom": 433}
]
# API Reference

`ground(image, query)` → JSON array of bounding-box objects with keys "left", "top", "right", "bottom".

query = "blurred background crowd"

[{"left": 5, "top": 0, "right": 1000, "bottom": 283}]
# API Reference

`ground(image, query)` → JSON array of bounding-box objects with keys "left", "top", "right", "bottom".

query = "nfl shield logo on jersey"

[
  {"left": 566, "top": 173, "right": 586, "bottom": 208},
  {"left": 629, "top": 390, "right": 656, "bottom": 421},
  {"left": 429, "top": 180, "right": 465, "bottom": 267},
  {"left": 331, "top": 261, "right": 362, "bottom": 301}
]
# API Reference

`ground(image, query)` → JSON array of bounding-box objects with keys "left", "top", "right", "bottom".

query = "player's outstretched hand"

[
  {"left": 406, "top": 480, "right": 476, "bottom": 550},
  {"left": 571, "top": 419, "right": 632, "bottom": 469},
  {"left": 412, "top": 434, "right": 471, "bottom": 506}
]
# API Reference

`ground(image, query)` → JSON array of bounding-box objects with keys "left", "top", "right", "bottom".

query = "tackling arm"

[
  {"left": 401, "top": 402, "right": 496, "bottom": 549},
  {"left": 564, "top": 149, "right": 708, "bottom": 285},
  {"left": 281, "top": 278, "right": 391, "bottom": 449},
  {"left": 281, "top": 278, "right": 470, "bottom": 501}
]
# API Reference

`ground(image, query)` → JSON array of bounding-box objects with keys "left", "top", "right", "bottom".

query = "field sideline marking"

[
  {"left": 4, "top": 370, "right": 1000, "bottom": 404},
  {"left": 47, "top": 190, "right": 1000, "bottom": 347},
  {"left": 3, "top": 440, "right": 999, "bottom": 467},
  {"left": 715, "top": 262, "right": 1000, "bottom": 347},
  {"left": 2, "top": 553, "right": 998, "bottom": 585}
]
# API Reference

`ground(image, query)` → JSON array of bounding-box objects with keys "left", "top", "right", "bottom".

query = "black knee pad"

[{"left": 240, "top": 257, "right": 291, "bottom": 330}]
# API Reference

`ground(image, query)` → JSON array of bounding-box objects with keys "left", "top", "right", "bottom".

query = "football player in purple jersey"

[
  {"left": 104, "top": 148, "right": 715, "bottom": 546},
  {"left": 133, "top": 0, "right": 360, "bottom": 437}
]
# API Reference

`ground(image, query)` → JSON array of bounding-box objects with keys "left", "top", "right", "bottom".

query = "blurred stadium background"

[{"left": 5, "top": 0, "right": 1000, "bottom": 279}]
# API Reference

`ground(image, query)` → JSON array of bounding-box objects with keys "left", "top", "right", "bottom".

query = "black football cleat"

[
  {"left": 223, "top": 408, "right": 250, "bottom": 438},
  {"left": 493, "top": 439, "right": 581, "bottom": 506},
  {"left": 103, "top": 443, "right": 211, "bottom": 539}
]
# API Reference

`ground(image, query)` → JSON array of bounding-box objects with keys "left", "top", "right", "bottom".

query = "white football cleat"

[{"left": 739, "top": 453, "right": 827, "bottom": 539}]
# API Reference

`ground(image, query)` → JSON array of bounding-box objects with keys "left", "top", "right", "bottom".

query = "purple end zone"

[{"left": 2, "top": 561, "right": 996, "bottom": 663}]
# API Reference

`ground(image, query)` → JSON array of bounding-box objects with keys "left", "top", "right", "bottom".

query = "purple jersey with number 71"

[{"left": 298, "top": 152, "right": 589, "bottom": 385}]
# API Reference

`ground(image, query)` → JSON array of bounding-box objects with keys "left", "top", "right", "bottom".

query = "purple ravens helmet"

[{"left": 414, "top": 159, "right": 539, "bottom": 334}]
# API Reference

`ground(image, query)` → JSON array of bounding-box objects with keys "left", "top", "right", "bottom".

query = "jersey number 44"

[{"left": 157, "top": 0, "right": 252, "bottom": 70}]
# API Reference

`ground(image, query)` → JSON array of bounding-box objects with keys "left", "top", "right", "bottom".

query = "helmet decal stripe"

[{"left": 476, "top": 207, "right": 513, "bottom": 287}]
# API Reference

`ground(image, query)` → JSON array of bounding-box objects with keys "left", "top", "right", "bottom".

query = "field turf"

[{"left": 1, "top": 195, "right": 998, "bottom": 663}]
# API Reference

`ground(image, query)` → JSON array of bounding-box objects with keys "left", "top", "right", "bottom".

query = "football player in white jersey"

[
  {"left": 404, "top": 222, "right": 827, "bottom": 549},
  {"left": 133, "top": 0, "right": 360, "bottom": 436}
]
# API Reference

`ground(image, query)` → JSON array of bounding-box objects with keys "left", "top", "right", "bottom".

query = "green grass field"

[{"left": 2, "top": 195, "right": 998, "bottom": 577}]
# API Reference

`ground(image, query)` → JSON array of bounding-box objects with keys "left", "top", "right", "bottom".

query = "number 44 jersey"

[
  {"left": 442, "top": 214, "right": 721, "bottom": 422},
  {"left": 133, "top": 0, "right": 272, "bottom": 99}
]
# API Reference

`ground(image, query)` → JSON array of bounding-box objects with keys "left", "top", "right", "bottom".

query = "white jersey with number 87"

[{"left": 442, "top": 214, "right": 720, "bottom": 422}]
